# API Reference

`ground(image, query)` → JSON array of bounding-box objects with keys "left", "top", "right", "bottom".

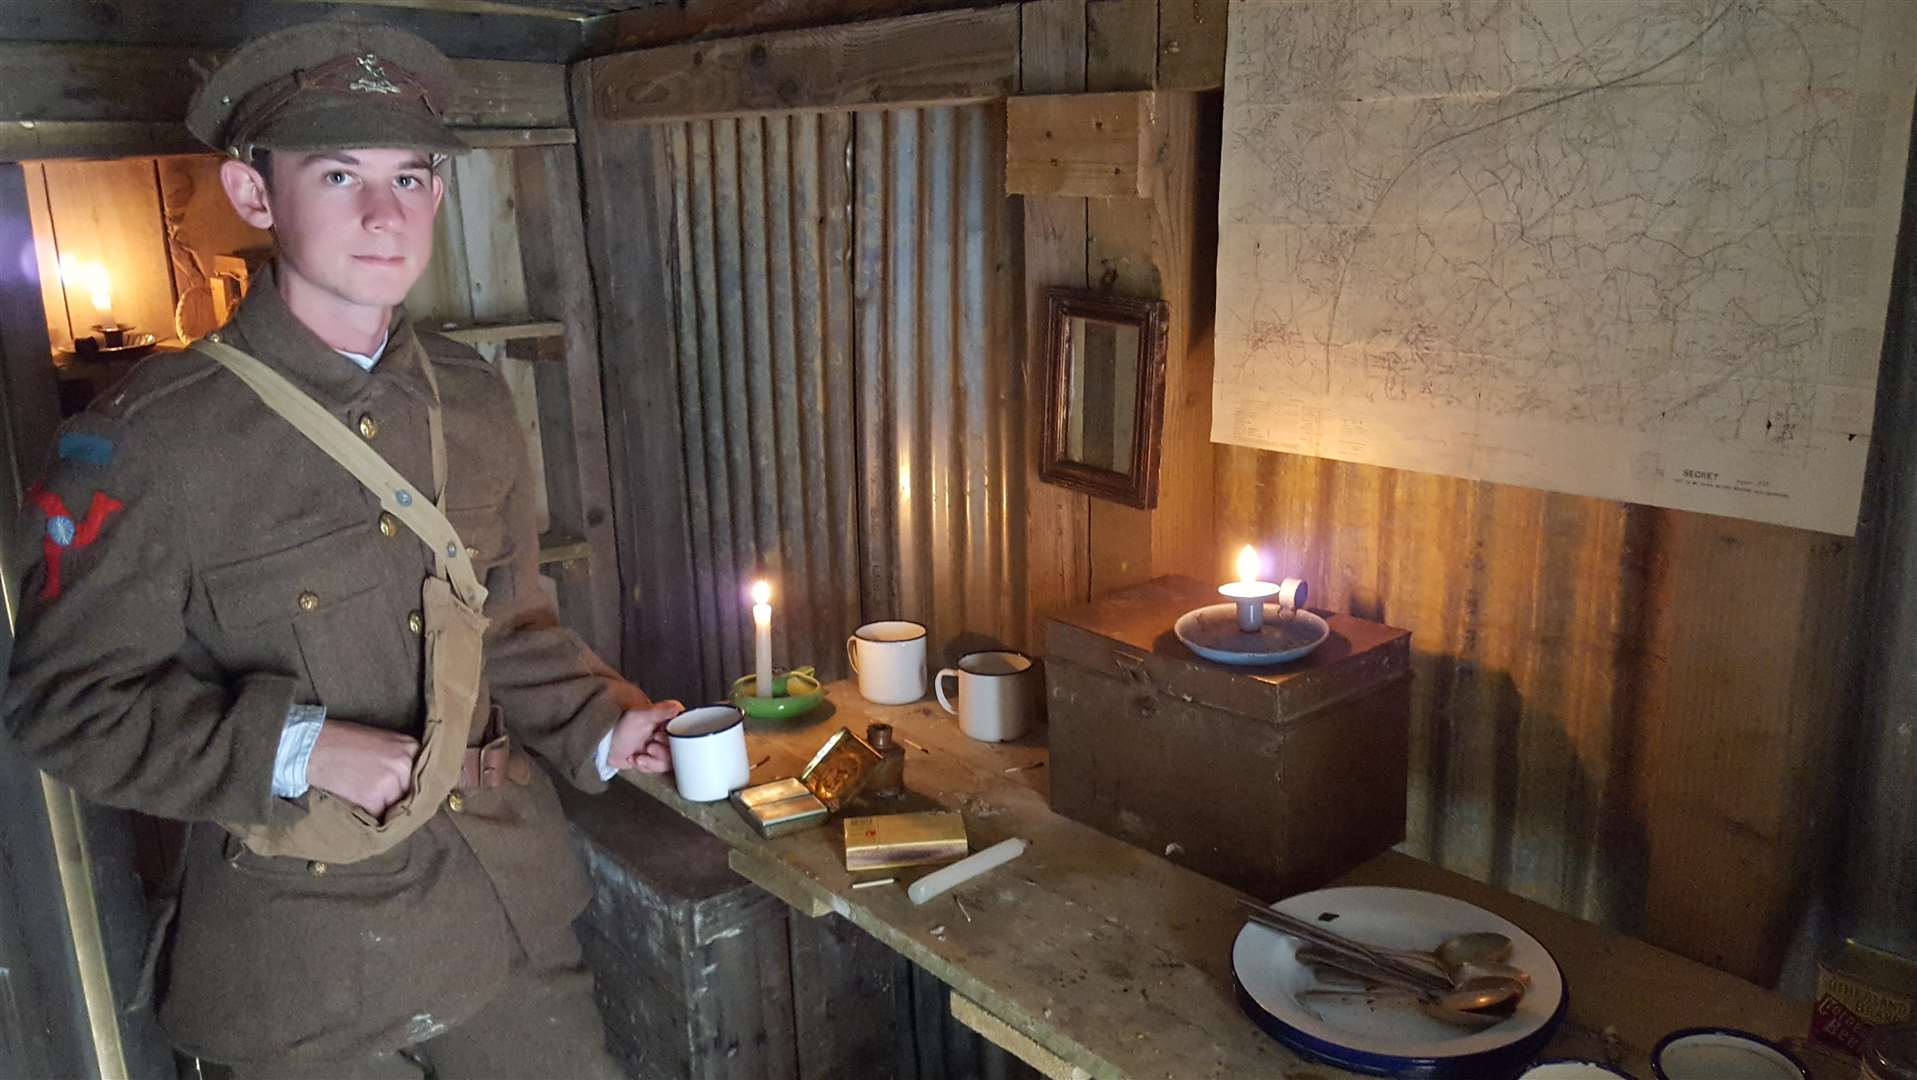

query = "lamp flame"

[
  {"left": 1236, "top": 545, "right": 1261, "bottom": 584},
  {"left": 60, "top": 255, "right": 112, "bottom": 318},
  {"left": 750, "top": 580, "right": 772, "bottom": 605}
]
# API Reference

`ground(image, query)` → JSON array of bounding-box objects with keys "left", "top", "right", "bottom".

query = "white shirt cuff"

[
  {"left": 273, "top": 704, "right": 327, "bottom": 798},
  {"left": 592, "top": 728, "right": 619, "bottom": 781}
]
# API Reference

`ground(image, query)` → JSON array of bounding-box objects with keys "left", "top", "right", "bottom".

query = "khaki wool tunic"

[{"left": 2, "top": 267, "right": 645, "bottom": 1061}]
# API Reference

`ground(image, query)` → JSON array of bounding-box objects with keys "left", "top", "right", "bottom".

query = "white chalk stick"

[{"left": 908, "top": 838, "right": 1028, "bottom": 905}]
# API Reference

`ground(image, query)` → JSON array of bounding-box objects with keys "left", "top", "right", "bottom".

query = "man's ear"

[
  {"left": 219, "top": 158, "right": 274, "bottom": 229},
  {"left": 431, "top": 170, "right": 445, "bottom": 216}
]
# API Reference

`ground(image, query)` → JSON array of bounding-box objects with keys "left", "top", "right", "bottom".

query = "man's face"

[{"left": 254, "top": 148, "right": 444, "bottom": 312}]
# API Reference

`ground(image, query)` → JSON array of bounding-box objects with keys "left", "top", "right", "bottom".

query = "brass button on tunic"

[
  {"left": 308, "top": 860, "right": 328, "bottom": 877},
  {"left": 357, "top": 414, "right": 378, "bottom": 440},
  {"left": 408, "top": 610, "right": 424, "bottom": 635},
  {"left": 378, "top": 512, "right": 399, "bottom": 538},
  {"left": 298, "top": 590, "right": 320, "bottom": 612},
  {"left": 447, "top": 791, "right": 465, "bottom": 813}
]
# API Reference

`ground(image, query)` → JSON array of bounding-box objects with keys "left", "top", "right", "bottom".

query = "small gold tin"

[
  {"left": 730, "top": 778, "right": 831, "bottom": 838},
  {"left": 798, "top": 726, "right": 883, "bottom": 813},
  {"left": 842, "top": 811, "right": 969, "bottom": 872}
]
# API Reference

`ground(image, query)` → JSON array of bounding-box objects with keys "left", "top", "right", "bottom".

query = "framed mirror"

[{"left": 1040, "top": 288, "right": 1169, "bottom": 509}]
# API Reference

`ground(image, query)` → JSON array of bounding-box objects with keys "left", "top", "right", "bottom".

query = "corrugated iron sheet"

[
  {"left": 653, "top": 105, "right": 1021, "bottom": 699},
  {"left": 1842, "top": 164, "right": 1917, "bottom": 962},
  {"left": 1215, "top": 447, "right": 1857, "bottom": 982}
]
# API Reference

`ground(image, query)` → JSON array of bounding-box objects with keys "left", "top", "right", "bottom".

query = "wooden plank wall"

[
  {"left": 26, "top": 160, "right": 176, "bottom": 349},
  {"left": 405, "top": 145, "right": 624, "bottom": 664},
  {"left": 1008, "top": 0, "right": 1844, "bottom": 983}
]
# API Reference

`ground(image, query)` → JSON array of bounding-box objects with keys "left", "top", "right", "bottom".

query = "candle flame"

[
  {"left": 61, "top": 255, "right": 113, "bottom": 317},
  {"left": 1235, "top": 545, "right": 1261, "bottom": 583},
  {"left": 750, "top": 580, "right": 772, "bottom": 605}
]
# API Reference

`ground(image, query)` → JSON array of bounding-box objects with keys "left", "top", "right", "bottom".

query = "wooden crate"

[
  {"left": 1044, "top": 576, "right": 1413, "bottom": 901},
  {"left": 564, "top": 783, "right": 799, "bottom": 1079}
]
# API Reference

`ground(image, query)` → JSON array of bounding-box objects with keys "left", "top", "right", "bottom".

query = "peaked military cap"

[{"left": 186, "top": 14, "right": 468, "bottom": 158}]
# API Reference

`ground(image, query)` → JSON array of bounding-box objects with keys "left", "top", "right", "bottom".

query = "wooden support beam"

[
  {"left": 1077, "top": 16, "right": 1214, "bottom": 595},
  {"left": 457, "top": 127, "right": 577, "bottom": 148},
  {"left": 948, "top": 996, "right": 1090, "bottom": 1080},
  {"left": 583, "top": 6, "right": 1019, "bottom": 123},
  {"left": 1017, "top": 0, "right": 1093, "bottom": 655},
  {"left": 510, "top": 146, "right": 624, "bottom": 664},
  {"left": 573, "top": 64, "right": 705, "bottom": 704},
  {"left": 726, "top": 849, "right": 834, "bottom": 918},
  {"left": 1006, "top": 91, "right": 1160, "bottom": 199},
  {"left": 581, "top": 0, "right": 1021, "bottom": 55},
  {"left": 1156, "top": 0, "right": 1228, "bottom": 89},
  {"left": 1085, "top": 0, "right": 1156, "bottom": 92},
  {"left": 0, "top": 44, "right": 568, "bottom": 160},
  {"left": 0, "top": 4, "right": 584, "bottom": 64},
  {"left": 447, "top": 60, "right": 571, "bottom": 129},
  {"left": 0, "top": 163, "right": 63, "bottom": 490}
]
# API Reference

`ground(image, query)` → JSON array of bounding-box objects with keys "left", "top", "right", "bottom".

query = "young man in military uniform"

[{"left": 2, "top": 16, "right": 682, "bottom": 1078}]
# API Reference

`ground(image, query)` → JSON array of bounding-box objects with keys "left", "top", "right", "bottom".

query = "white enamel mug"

[
  {"left": 935, "top": 650, "right": 1038, "bottom": 742},
  {"left": 846, "top": 621, "right": 928, "bottom": 705},
  {"left": 666, "top": 705, "right": 749, "bottom": 802}
]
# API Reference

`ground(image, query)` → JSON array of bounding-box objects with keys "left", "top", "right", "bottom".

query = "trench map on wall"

[{"left": 1212, "top": 0, "right": 1917, "bottom": 534}]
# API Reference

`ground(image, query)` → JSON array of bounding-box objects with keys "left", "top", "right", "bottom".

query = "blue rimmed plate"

[{"left": 1232, "top": 886, "right": 1567, "bottom": 1077}]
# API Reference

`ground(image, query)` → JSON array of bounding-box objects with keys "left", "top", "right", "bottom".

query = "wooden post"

[
  {"left": 510, "top": 145, "right": 624, "bottom": 664},
  {"left": 1018, "top": 0, "right": 1094, "bottom": 653},
  {"left": 0, "top": 162, "right": 61, "bottom": 496},
  {"left": 572, "top": 65, "right": 707, "bottom": 704}
]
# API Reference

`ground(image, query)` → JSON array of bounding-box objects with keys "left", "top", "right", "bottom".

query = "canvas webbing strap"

[{"left": 193, "top": 336, "right": 487, "bottom": 609}]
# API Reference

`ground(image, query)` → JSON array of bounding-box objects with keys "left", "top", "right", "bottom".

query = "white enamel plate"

[{"left": 1232, "top": 886, "right": 1566, "bottom": 1073}]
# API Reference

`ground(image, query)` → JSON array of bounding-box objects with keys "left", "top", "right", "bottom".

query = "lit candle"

[
  {"left": 1219, "top": 545, "right": 1281, "bottom": 633},
  {"left": 751, "top": 580, "right": 774, "bottom": 698}
]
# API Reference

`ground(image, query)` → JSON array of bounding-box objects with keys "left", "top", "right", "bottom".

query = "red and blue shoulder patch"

[{"left": 25, "top": 483, "right": 123, "bottom": 601}]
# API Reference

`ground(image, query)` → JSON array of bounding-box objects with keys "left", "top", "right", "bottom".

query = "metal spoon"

[
  {"left": 1295, "top": 946, "right": 1524, "bottom": 1013},
  {"left": 1378, "top": 931, "right": 1514, "bottom": 977},
  {"left": 1297, "top": 985, "right": 1512, "bottom": 1030}
]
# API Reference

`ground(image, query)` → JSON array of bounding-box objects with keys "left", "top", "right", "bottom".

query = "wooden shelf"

[
  {"left": 429, "top": 320, "right": 565, "bottom": 346},
  {"left": 537, "top": 532, "right": 594, "bottom": 568}
]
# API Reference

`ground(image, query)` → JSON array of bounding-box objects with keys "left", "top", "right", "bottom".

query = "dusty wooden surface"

[{"left": 621, "top": 680, "right": 1825, "bottom": 1080}]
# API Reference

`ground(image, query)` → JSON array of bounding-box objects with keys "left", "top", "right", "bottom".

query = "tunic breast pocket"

[
  {"left": 202, "top": 524, "right": 412, "bottom": 720},
  {"left": 447, "top": 502, "right": 511, "bottom": 571}
]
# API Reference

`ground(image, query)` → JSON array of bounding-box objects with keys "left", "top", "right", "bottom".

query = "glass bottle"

[
  {"left": 1864, "top": 1024, "right": 1917, "bottom": 1080},
  {"left": 865, "top": 723, "right": 905, "bottom": 798}
]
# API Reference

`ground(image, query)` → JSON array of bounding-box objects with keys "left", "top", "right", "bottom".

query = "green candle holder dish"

[{"left": 730, "top": 665, "right": 826, "bottom": 720}]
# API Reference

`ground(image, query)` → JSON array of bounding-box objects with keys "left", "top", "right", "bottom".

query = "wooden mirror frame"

[{"left": 1039, "top": 288, "right": 1169, "bottom": 510}]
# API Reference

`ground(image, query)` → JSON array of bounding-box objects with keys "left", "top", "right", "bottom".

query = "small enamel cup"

[
  {"left": 935, "top": 650, "right": 1039, "bottom": 742},
  {"left": 666, "top": 705, "right": 749, "bottom": 802},
  {"left": 846, "top": 621, "right": 928, "bottom": 705},
  {"left": 1651, "top": 1028, "right": 1807, "bottom": 1080}
]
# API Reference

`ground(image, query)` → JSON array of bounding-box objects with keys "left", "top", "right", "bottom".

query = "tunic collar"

[{"left": 223, "top": 263, "right": 434, "bottom": 410}]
